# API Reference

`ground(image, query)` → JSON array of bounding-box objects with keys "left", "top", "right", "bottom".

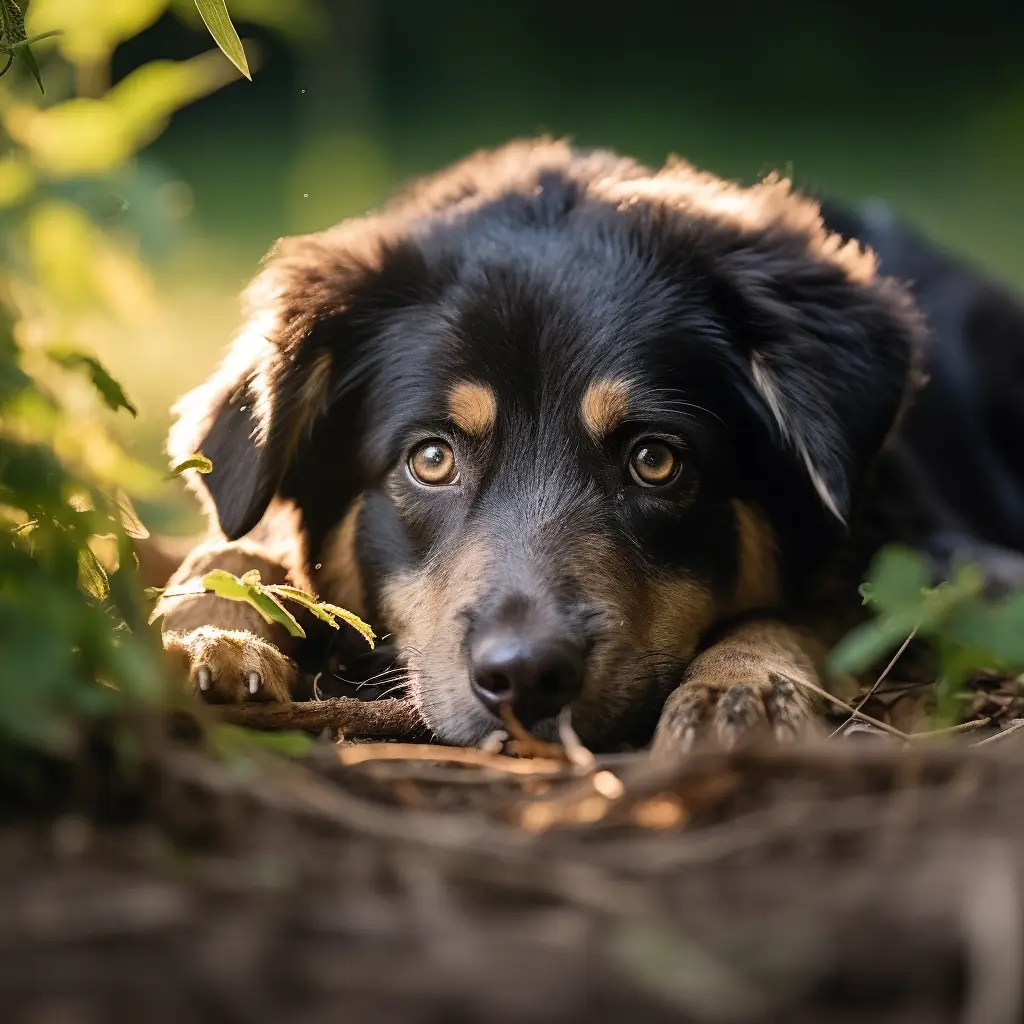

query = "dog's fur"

[{"left": 154, "top": 139, "right": 1024, "bottom": 751}]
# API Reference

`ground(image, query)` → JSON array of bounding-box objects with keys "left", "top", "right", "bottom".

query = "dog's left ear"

[{"left": 714, "top": 216, "right": 925, "bottom": 526}]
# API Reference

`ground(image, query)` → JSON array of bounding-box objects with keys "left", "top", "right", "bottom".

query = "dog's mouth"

[{"left": 318, "top": 640, "right": 414, "bottom": 702}]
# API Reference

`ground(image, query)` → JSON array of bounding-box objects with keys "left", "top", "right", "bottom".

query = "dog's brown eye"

[
  {"left": 408, "top": 441, "right": 458, "bottom": 485},
  {"left": 628, "top": 441, "right": 680, "bottom": 487}
]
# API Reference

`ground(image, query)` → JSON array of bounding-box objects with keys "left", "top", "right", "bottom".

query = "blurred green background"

[{"left": 9, "top": 0, "right": 1024, "bottom": 533}]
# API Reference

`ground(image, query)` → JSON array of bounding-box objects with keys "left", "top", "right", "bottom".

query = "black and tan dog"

[{"left": 155, "top": 139, "right": 1024, "bottom": 752}]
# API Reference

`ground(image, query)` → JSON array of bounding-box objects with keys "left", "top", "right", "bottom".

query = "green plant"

[
  {"left": 0, "top": 1, "right": 325, "bottom": 774},
  {"left": 829, "top": 546, "right": 1024, "bottom": 725}
]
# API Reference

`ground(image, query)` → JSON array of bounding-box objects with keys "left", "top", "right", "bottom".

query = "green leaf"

[
  {"left": 193, "top": 0, "right": 251, "bottom": 80},
  {"left": 199, "top": 569, "right": 305, "bottom": 638},
  {"left": 78, "top": 545, "right": 110, "bottom": 601},
  {"left": 267, "top": 585, "right": 376, "bottom": 647},
  {"left": 11, "top": 38, "right": 42, "bottom": 92},
  {"left": 168, "top": 452, "right": 213, "bottom": 476},
  {"left": 864, "top": 546, "right": 931, "bottom": 613},
  {"left": 115, "top": 490, "right": 149, "bottom": 539},
  {"left": 48, "top": 350, "right": 137, "bottom": 417},
  {"left": 0, "top": 1, "right": 44, "bottom": 93},
  {"left": 0, "top": 0, "right": 25, "bottom": 44}
]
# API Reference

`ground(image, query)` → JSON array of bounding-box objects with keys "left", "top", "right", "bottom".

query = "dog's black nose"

[{"left": 469, "top": 629, "right": 585, "bottom": 724}]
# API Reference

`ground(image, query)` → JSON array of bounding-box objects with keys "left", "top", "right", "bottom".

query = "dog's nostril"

[
  {"left": 536, "top": 671, "right": 563, "bottom": 695},
  {"left": 469, "top": 631, "right": 585, "bottom": 724}
]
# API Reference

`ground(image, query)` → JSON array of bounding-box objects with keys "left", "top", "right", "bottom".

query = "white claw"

[
  {"left": 196, "top": 666, "right": 212, "bottom": 692},
  {"left": 247, "top": 671, "right": 261, "bottom": 695},
  {"left": 680, "top": 726, "right": 697, "bottom": 754}
]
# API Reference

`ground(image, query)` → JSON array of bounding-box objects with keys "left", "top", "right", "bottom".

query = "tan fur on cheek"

[
  {"left": 448, "top": 381, "right": 497, "bottom": 436},
  {"left": 642, "top": 577, "right": 717, "bottom": 664},
  {"left": 316, "top": 495, "right": 367, "bottom": 617},
  {"left": 580, "top": 378, "right": 631, "bottom": 439},
  {"left": 731, "top": 500, "right": 780, "bottom": 612},
  {"left": 378, "top": 541, "right": 493, "bottom": 721},
  {"left": 567, "top": 538, "right": 712, "bottom": 688}
]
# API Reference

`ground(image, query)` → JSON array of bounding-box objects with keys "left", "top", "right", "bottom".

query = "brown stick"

[
  {"left": 337, "top": 743, "right": 566, "bottom": 774},
  {"left": 212, "top": 697, "right": 422, "bottom": 737}
]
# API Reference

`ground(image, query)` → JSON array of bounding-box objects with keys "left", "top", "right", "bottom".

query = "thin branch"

[
  {"left": 827, "top": 628, "right": 917, "bottom": 739},
  {"left": 910, "top": 717, "right": 991, "bottom": 742},
  {"left": 801, "top": 677, "right": 911, "bottom": 743},
  {"left": 973, "top": 719, "right": 1024, "bottom": 748}
]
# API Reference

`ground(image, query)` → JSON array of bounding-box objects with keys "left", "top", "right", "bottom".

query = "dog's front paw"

[
  {"left": 163, "top": 626, "right": 296, "bottom": 704},
  {"left": 652, "top": 672, "right": 817, "bottom": 755}
]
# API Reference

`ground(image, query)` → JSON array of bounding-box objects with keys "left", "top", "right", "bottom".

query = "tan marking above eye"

[
  {"left": 409, "top": 440, "right": 458, "bottom": 485},
  {"left": 581, "top": 378, "right": 631, "bottom": 439},
  {"left": 448, "top": 381, "right": 497, "bottom": 436},
  {"left": 628, "top": 441, "right": 680, "bottom": 486}
]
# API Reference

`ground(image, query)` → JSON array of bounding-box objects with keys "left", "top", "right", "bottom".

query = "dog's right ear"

[{"left": 168, "top": 232, "right": 358, "bottom": 540}]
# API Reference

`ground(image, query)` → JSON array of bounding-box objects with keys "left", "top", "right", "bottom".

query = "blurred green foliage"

[
  {"left": 0, "top": 0, "right": 269, "bottom": 766},
  {"left": 830, "top": 547, "right": 1024, "bottom": 725}
]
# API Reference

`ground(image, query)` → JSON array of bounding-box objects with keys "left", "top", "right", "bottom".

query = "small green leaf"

[
  {"left": 200, "top": 569, "right": 305, "bottom": 638},
  {"left": 168, "top": 452, "right": 213, "bottom": 476},
  {"left": 11, "top": 37, "right": 42, "bottom": 92},
  {"left": 116, "top": 490, "right": 149, "bottom": 539},
  {"left": 0, "top": 0, "right": 26, "bottom": 45},
  {"left": 194, "top": 0, "right": 251, "bottom": 80},
  {"left": 864, "top": 546, "right": 931, "bottom": 613},
  {"left": 49, "top": 350, "right": 137, "bottom": 417},
  {"left": 200, "top": 567, "right": 254, "bottom": 602},
  {"left": 268, "top": 585, "right": 376, "bottom": 647},
  {"left": 78, "top": 545, "right": 110, "bottom": 601}
]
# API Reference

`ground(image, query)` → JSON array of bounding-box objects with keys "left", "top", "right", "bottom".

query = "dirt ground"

[{"left": 5, "top": 689, "right": 1024, "bottom": 1024}]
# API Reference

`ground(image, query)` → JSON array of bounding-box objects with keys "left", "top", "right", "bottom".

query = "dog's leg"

[
  {"left": 652, "top": 619, "right": 824, "bottom": 754},
  {"left": 154, "top": 541, "right": 300, "bottom": 704}
]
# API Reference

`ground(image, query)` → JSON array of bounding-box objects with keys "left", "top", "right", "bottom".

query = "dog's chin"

[{"left": 411, "top": 684, "right": 499, "bottom": 747}]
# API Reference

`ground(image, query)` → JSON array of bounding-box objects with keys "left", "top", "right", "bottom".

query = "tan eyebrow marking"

[
  {"left": 448, "top": 381, "right": 497, "bottom": 436},
  {"left": 581, "top": 378, "right": 631, "bottom": 439}
]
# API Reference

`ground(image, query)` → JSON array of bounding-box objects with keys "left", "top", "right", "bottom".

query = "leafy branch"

[
  {"left": 162, "top": 568, "right": 376, "bottom": 646},
  {"left": 0, "top": 0, "right": 57, "bottom": 92},
  {"left": 829, "top": 546, "right": 1024, "bottom": 724}
]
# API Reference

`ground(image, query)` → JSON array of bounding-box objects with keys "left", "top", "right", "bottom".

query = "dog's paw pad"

[
  {"left": 654, "top": 672, "right": 816, "bottom": 755},
  {"left": 164, "top": 626, "right": 295, "bottom": 704}
]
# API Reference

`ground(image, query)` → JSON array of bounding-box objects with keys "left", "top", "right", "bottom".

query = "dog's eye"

[
  {"left": 628, "top": 441, "right": 680, "bottom": 487},
  {"left": 408, "top": 441, "right": 458, "bottom": 486}
]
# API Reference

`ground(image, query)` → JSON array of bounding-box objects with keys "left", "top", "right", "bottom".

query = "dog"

[{"left": 154, "top": 138, "right": 1024, "bottom": 752}]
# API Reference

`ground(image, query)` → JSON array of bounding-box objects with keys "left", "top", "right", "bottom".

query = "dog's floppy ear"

[
  {"left": 168, "top": 232, "right": 358, "bottom": 540},
  {"left": 707, "top": 184, "right": 926, "bottom": 526}
]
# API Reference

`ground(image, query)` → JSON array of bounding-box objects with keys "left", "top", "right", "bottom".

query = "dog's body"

[{"left": 156, "top": 140, "right": 1024, "bottom": 751}]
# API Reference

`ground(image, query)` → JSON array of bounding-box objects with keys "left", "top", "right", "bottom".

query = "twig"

[
  {"left": 500, "top": 704, "right": 570, "bottom": 760},
  {"left": 558, "top": 708, "right": 597, "bottom": 772},
  {"left": 212, "top": 697, "right": 421, "bottom": 737},
  {"left": 337, "top": 743, "right": 566, "bottom": 775},
  {"left": 973, "top": 719, "right": 1024, "bottom": 748},
  {"left": 827, "top": 628, "right": 917, "bottom": 739},
  {"left": 909, "top": 717, "right": 991, "bottom": 742},
  {"left": 801, "top": 678, "right": 911, "bottom": 743}
]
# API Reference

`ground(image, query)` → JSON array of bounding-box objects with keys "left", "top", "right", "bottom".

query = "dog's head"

[{"left": 171, "top": 140, "right": 923, "bottom": 747}]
